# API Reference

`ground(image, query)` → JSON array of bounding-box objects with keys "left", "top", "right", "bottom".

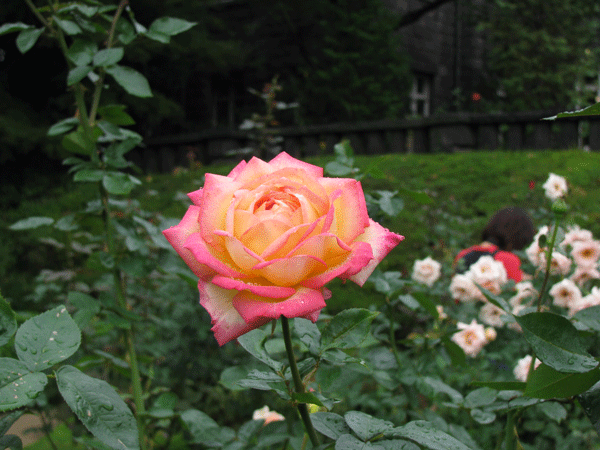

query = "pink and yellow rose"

[{"left": 163, "top": 152, "right": 403, "bottom": 345}]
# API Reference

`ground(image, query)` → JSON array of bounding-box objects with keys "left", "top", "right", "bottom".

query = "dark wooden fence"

[{"left": 132, "top": 110, "right": 600, "bottom": 173}]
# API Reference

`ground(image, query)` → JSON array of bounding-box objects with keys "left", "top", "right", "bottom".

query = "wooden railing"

[{"left": 132, "top": 110, "right": 600, "bottom": 173}]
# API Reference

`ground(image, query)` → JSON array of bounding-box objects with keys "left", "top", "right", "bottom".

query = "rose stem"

[{"left": 280, "top": 316, "right": 320, "bottom": 447}]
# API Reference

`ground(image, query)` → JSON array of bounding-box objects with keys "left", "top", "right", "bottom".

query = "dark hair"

[{"left": 481, "top": 207, "right": 535, "bottom": 251}]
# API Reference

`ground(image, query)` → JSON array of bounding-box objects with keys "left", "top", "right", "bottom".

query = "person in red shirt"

[{"left": 454, "top": 207, "right": 535, "bottom": 282}]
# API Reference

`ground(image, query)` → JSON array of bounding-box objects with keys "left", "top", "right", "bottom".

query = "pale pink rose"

[
  {"left": 411, "top": 256, "right": 441, "bottom": 287},
  {"left": 509, "top": 281, "right": 537, "bottom": 307},
  {"left": 513, "top": 355, "right": 541, "bottom": 382},
  {"left": 526, "top": 226, "right": 549, "bottom": 267},
  {"left": 571, "top": 266, "right": 600, "bottom": 287},
  {"left": 568, "top": 286, "right": 600, "bottom": 317},
  {"left": 560, "top": 226, "right": 594, "bottom": 249},
  {"left": 542, "top": 173, "right": 568, "bottom": 200},
  {"left": 163, "top": 153, "right": 404, "bottom": 345},
  {"left": 449, "top": 274, "right": 483, "bottom": 303},
  {"left": 571, "top": 240, "right": 600, "bottom": 269},
  {"left": 252, "top": 406, "right": 285, "bottom": 424},
  {"left": 436, "top": 305, "right": 447, "bottom": 320},
  {"left": 479, "top": 302, "right": 507, "bottom": 328},
  {"left": 549, "top": 279, "right": 582, "bottom": 309},
  {"left": 538, "top": 251, "right": 572, "bottom": 276},
  {"left": 451, "top": 320, "right": 489, "bottom": 357},
  {"left": 467, "top": 255, "right": 508, "bottom": 291}
]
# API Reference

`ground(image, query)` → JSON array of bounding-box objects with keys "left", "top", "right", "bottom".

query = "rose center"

[{"left": 254, "top": 190, "right": 301, "bottom": 214}]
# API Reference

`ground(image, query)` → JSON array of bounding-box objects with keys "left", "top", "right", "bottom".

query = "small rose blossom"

[
  {"left": 571, "top": 240, "right": 600, "bottom": 269},
  {"left": 542, "top": 173, "right": 568, "bottom": 200},
  {"left": 252, "top": 406, "right": 285, "bottom": 424},
  {"left": 560, "top": 226, "right": 594, "bottom": 249},
  {"left": 526, "top": 228, "right": 549, "bottom": 267},
  {"left": 449, "top": 274, "right": 483, "bottom": 303},
  {"left": 479, "top": 302, "right": 507, "bottom": 328},
  {"left": 568, "top": 286, "right": 600, "bottom": 316},
  {"left": 538, "top": 251, "right": 572, "bottom": 276},
  {"left": 510, "top": 281, "right": 537, "bottom": 307},
  {"left": 549, "top": 279, "right": 582, "bottom": 309},
  {"left": 468, "top": 255, "right": 508, "bottom": 283},
  {"left": 451, "top": 320, "right": 489, "bottom": 357},
  {"left": 484, "top": 327, "right": 497, "bottom": 342},
  {"left": 163, "top": 153, "right": 404, "bottom": 345},
  {"left": 513, "top": 355, "right": 541, "bottom": 382},
  {"left": 411, "top": 256, "right": 442, "bottom": 287},
  {"left": 571, "top": 266, "right": 600, "bottom": 287},
  {"left": 436, "top": 305, "right": 448, "bottom": 320}
]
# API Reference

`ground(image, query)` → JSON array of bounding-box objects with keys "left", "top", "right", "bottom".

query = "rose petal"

[
  {"left": 184, "top": 233, "right": 248, "bottom": 279},
  {"left": 199, "top": 173, "right": 241, "bottom": 249},
  {"left": 269, "top": 152, "right": 323, "bottom": 178},
  {"left": 254, "top": 254, "right": 326, "bottom": 286},
  {"left": 302, "top": 241, "right": 374, "bottom": 289},
  {"left": 227, "top": 159, "right": 247, "bottom": 179},
  {"left": 212, "top": 275, "right": 296, "bottom": 299},
  {"left": 188, "top": 188, "right": 204, "bottom": 206},
  {"left": 163, "top": 206, "right": 214, "bottom": 279},
  {"left": 232, "top": 286, "right": 326, "bottom": 326},
  {"left": 348, "top": 220, "right": 404, "bottom": 286},
  {"left": 319, "top": 178, "right": 370, "bottom": 243},
  {"left": 199, "top": 280, "right": 265, "bottom": 346}
]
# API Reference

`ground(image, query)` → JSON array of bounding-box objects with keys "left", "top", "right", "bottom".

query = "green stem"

[
  {"left": 280, "top": 316, "right": 320, "bottom": 448},
  {"left": 536, "top": 218, "right": 560, "bottom": 311},
  {"left": 100, "top": 184, "right": 147, "bottom": 450},
  {"left": 504, "top": 410, "right": 517, "bottom": 450},
  {"left": 89, "top": 0, "right": 128, "bottom": 125}
]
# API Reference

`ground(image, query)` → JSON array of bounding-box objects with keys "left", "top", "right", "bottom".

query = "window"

[{"left": 409, "top": 73, "right": 432, "bottom": 117}]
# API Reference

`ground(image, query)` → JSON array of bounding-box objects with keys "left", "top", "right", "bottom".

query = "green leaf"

[
  {"left": 237, "top": 329, "right": 283, "bottom": 371},
  {"left": 0, "top": 435, "right": 23, "bottom": 450},
  {"left": 93, "top": 48, "right": 124, "bottom": 67},
  {"left": 418, "top": 377, "right": 463, "bottom": 404},
  {"left": 545, "top": 103, "right": 600, "bottom": 120},
  {"left": 105, "top": 65, "right": 152, "bottom": 98},
  {"left": 102, "top": 172, "right": 140, "bottom": 195},
  {"left": 294, "top": 318, "right": 321, "bottom": 355},
  {"left": 397, "top": 186, "right": 433, "bottom": 205},
  {"left": 291, "top": 391, "right": 324, "bottom": 406},
  {"left": 67, "top": 66, "right": 93, "bottom": 86},
  {"left": 68, "top": 292, "right": 100, "bottom": 329},
  {"left": 411, "top": 292, "right": 439, "bottom": 318},
  {"left": 470, "top": 381, "right": 526, "bottom": 391},
  {"left": 525, "top": 364, "right": 600, "bottom": 399},
  {"left": 0, "top": 410, "right": 25, "bottom": 437},
  {"left": 476, "top": 285, "right": 512, "bottom": 313},
  {"left": 16, "top": 27, "right": 44, "bottom": 53},
  {"left": 146, "top": 17, "right": 196, "bottom": 43},
  {"left": 74, "top": 169, "right": 104, "bottom": 182},
  {"left": 53, "top": 16, "right": 82, "bottom": 35},
  {"left": 515, "top": 312, "right": 598, "bottom": 373},
  {"left": 464, "top": 387, "right": 497, "bottom": 409},
  {"left": 9, "top": 216, "right": 54, "bottom": 230},
  {"left": 62, "top": 126, "right": 99, "bottom": 155},
  {"left": 441, "top": 337, "right": 466, "bottom": 367},
  {"left": 578, "top": 380, "right": 600, "bottom": 435},
  {"left": 56, "top": 365, "right": 139, "bottom": 449},
  {"left": 386, "top": 421, "right": 473, "bottom": 450},
  {"left": 321, "top": 308, "right": 378, "bottom": 351},
  {"left": 0, "top": 23, "right": 32, "bottom": 36},
  {"left": 15, "top": 305, "right": 81, "bottom": 372},
  {"left": 0, "top": 358, "right": 47, "bottom": 412},
  {"left": 325, "top": 161, "right": 355, "bottom": 176},
  {"left": 98, "top": 104, "right": 135, "bottom": 126},
  {"left": 573, "top": 305, "right": 600, "bottom": 331},
  {"left": 48, "top": 117, "right": 80, "bottom": 136},
  {"left": 312, "top": 412, "right": 350, "bottom": 440},
  {"left": 66, "top": 39, "right": 98, "bottom": 66},
  {"left": 0, "top": 294, "right": 17, "bottom": 347},
  {"left": 180, "top": 409, "right": 235, "bottom": 447},
  {"left": 345, "top": 411, "right": 394, "bottom": 441},
  {"left": 537, "top": 401, "right": 567, "bottom": 423},
  {"left": 53, "top": 214, "right": 78, "bottom": 231}
]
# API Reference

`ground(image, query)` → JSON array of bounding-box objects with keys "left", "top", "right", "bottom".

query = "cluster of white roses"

[{"left": 529, "top": 225, "right": 600, "bottom": 316}]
